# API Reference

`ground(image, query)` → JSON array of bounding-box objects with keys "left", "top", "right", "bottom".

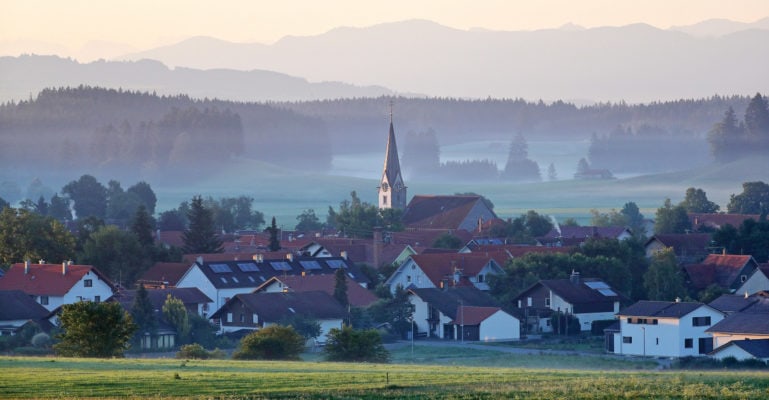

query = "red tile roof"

[
  {"left": 685, "top": 255, "right": 756, "bottom": 290},
  {"left": 689, "top": 213, "right": 760, "bottom": 230},
  {"left": 156, "top": 230, "right": 185, "bottom": 248},
  {"left": 402, "top": 195, "right": 493, "bottom": 230},
  {"left": 137, "top": 262, "right": 192, "bottom": 287},
  {"left": 702, "top": 254, "right": 753, "bottom": 268},
  {"left": 452, "top": 306, "right": 501, "bottom": 325},
  {"left": 182, "top": 251, "right": 292, "bottom": 264},
  {"left": 0, "top": 263, "right": 113, "bottom": 296},
  {"left": 410, "top": 253, "right": 498, "bottom": 288},
  {"left": 256, "top": 274, "right": 378, "bottom": 307}
]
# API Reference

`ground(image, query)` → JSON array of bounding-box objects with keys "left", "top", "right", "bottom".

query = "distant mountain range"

[
  {"left": 3, "top": 18, "right": 768, "bottom": 104},
  {"left": 0, "top": 55, "right": 394, "bottom": 103},
  {"left": 112, "top": 18, "right": 769, "bottom": 102}
]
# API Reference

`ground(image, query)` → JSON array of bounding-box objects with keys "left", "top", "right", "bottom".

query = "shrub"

[
  {"left": 324, "top": 325, "right": 389, "bottom": 363},
  {"left": 232, "top": 325, "right": 305, "bottom": 360},
  {"left": 176, "top": 343, "right": 209, "bottom": 359},
  {"left": 31, "top": 333, "right": 51, "bottom": 348}
]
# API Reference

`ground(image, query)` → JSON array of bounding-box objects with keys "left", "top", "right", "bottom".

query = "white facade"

[
  {"left": 41, "top": 270, "right": 114, "bottom": 312},
  {"left": 410, "top": 294, "right": 454, "bottom": 339},
  {"left": 735, "top": 269, "right": 769, "bottom": 296},
  {"left": 478, "top": 310, "right": 520, "bottom": 341},
  {"left": 711, "top": 342, "right": 769, "bottom": 361},
  {"left": 221, "top": 318, "right": 343, "bottom": 343},
  {"left": 386, "top": 260, "right": 436, "bottom": 294},
  {"left": 615, "top": 306, "right": 724, "bottom": 357},
  {"left": 549, "top": 292, "right": 620, "bottom": 332},
  {"left": 710, "top": 332, "right": 769, "bottom": 349},
  {"left": 176, "top": 264, "right": 241, "bottom": 313}
]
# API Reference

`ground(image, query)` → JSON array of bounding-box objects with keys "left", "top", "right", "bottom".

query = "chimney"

[
  {"left": 341, "top": 251, "right": 348, "bottom": 260},
  {"left": 570, "top": 270, "right": 580, "bottom": 285},
  {"left": 373, "top": 227, "right": 383, "bottom": 269},
  {"left": 24, "top": 260, "right": 30, "bottom": 275},
  {"left": 675, "top": 297, "right": 681, "bottom": 303},
  {"left": 196, "top": 256, "right": 204, "bottom": 264},
  {"left": 62, "top": 261, "right": 67, "bottom": 276},
  {"left": 286, "top": 253, "right": 294, "bottom": 262},
  {"left": 722, "top": 248, "right": 727, "bottom": 256},
  {"left": 745, "top": 291, "right": 750, "bottom": 299},
  {"left": 38, "top": 259, "right": 45, "bottom": 264}
]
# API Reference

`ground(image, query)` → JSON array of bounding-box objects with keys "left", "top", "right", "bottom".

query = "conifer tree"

[
  {"left": 267, "top": 216, "right": 281, "bottom": 251},
  {"left": 130, "top": 284, "right": 156, "bottom": 340},
  {"left": 131, "top": 205, "right": 155, "bottom": 248},
  {"left": 334, "top": 268, "right": 349, "bottom": 308},
  {"left": 182, "top": 196, "right": 223, "bottom": 254}
]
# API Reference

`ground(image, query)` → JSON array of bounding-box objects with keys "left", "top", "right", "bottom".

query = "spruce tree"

[
  {"left": 131, "top": 205, "right": 155, "bottom": 248},
  {"left": 182, "top": 196, "right": 223, "bottom": 254},
  {"left": 130, "top": 284, "right": 156, "bottom": 340},
  {"left": 267, "top": 216, "right": 280, "bottom": 251},
  {"left": 333, "top": 268, "right": 349, "bottom": 308}
]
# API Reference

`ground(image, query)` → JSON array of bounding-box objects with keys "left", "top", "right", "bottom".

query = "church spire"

[{"left": 379, "top": 101, "right": 406, "bottom": 210}]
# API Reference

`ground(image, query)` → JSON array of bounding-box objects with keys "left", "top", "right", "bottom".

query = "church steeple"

[{"left": 379, "top": 101, "right": 406, "bottom": 210}]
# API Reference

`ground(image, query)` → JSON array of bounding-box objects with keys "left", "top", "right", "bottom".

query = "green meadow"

[{"left": 2, "top": 351, "right": 768, "bottom": 399}]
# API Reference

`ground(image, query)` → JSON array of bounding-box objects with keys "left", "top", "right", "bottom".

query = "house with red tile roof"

[
  {"left": 384, "top": 253, "right": 503, "bottom": 295},
  {"left": 689, "top": 213, "right": 760, "bottom": 231},
  {"left": 401, "top": 195, "right": 497, "bottom": 232},
  {"left": 408, "top": 287, "right": 519, "bottom": 341},
  {"left": 683, "top": 254, "right": 760, "bottom": 294},
  {"left": 137, "top": 262, "right": 193, "bottom": 289},
  {"left": 0, "top": 262, "right": 115, "bottom": 311},
  {"left": 254, "top": 274, "right": 378, "bottom": 308}
]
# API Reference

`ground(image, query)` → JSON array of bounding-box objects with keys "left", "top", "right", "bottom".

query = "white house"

[
  {"left": 408, "top": 287, "right": 519, "bottom": 341},
  {"left": 0, "top": 262, "right": 115, "bottom": 312},
  {"left": 209, "top": 291, "right": 346, "bottom": 343},
  {"left": 734, "top": 267, "right": 769, "bottom": 296},
  {"left": 710, "top": 339, "right": 769, "bottom": 361},
  {"left": 512, "top": 272, "right": 624, "bottom": 334},
  {"left": 176, "top": 255, "right": 369, "bottom": 313},
  {"left": 385, "top": 253, "right": 503, "bottom": 294},
  {"left": 611, "top": 300, "right": 725, "bottom": 357}
]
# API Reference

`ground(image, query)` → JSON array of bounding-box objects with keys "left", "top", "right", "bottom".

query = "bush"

[
  {"left": 31, "top": 333, "right": 51, "bottom": 348},
  {"left": 176, "top": 343, "right": 209, "bottom": 359},
  {"left": 324, "top": 325, "right": 389, "bottom": 363},
  {"left": 13, "top": 346, "right": 51, "bottom": 356},
  {"left": 232, "top": 325, "right": 305, "bottom": 360}
]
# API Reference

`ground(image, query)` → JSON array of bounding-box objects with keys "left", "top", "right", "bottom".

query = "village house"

[
  {"left": 610, "top": 300, "right": 725, "bottom": 357},
  {"left": 254, "top": 274, "right": 378, "bottom": 308},
  {"left": 175, "top": 255, "right": 369, "bottom": 312},
  {"left": 644, "top": 233, "right": 713, "bottom": 264},
  {"left": 136, "top": 262, "right": 192, "bottom": 289},
  {"left": 0, "top": 290, "right": 53, "bottom": 336},
  {"left": 209, "top": 291, "right": 347, "bottom": 342},
  {"left": 705, "top": 292, "right": 769, "bottom": 359},
  {"left": 734, "top": 265, "right": 769, "bottom": 295},
  {"left": 112, "top": 287, "right": 212, "bottom": 349},
  {"left": 408, "top": 287, "right": 519, "bottom": 341},
  {"left": 683, "top": 254, "right": 760, "bottom": 294},
  {"left": 537, "top": 226, "right": 633, "bottom": 247},
  {"left": 0, "top": 261, "right": 115, "bottom": 312},
  {"left": 384, "top": 253, "right": 504, "bottom": 294},
  {"left": 400, "top": 195, "right": 497, "bottom": 232},
  {"left": 512, "top": 271, "right": 624, "bottom": 334},
  {"left": 688, "top": 213, "right": 760, "bottom": 232}
]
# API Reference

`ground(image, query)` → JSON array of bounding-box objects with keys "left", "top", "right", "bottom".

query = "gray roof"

[
  {"left": 409, "top": 287, "right": 500, "bottom": 320},
  {"left": 708, "top": 293, "right": 769, "bottom": 314},
  {"left": 195, "top": 256, "right": 369, "bottom": 289},
  {"left": 618, "top": 300, "right": 711, "bottom": 318},
  {"left": 0, "top": 290, "right": 49, "bottom": 321},
  {"left": 712, "top": 339, "right": 769, "bottom": 358},
  {"left": 706, "top": 313, "right": 769, "bottom": 335},
  {"left": 211, "top": 291, "right": 347, "bottom": 322}
]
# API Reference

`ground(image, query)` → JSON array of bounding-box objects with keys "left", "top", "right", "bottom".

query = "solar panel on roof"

[
  {"left": 270, "top": 261, "right": 292, "bottom": 271},
  {"left": 237, "top": 262, "right": 260, "bottom": 272},
  {"left": 598, "top": 288, "right": 618, "bottom": 296},
  {"left": 585, "top": 281, "right": 610, "bottom": 290},
  {"left": 210, "top": 264, "right": 232, "bottom": 273},
  {"left": 326, "top": 259, "right": 347, "bottom": 269},
  {"left": 299, "top": 260, "right": 321, "bottom": 270}
]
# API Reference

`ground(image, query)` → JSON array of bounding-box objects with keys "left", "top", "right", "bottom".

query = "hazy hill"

[
  {"left": 671, "top": 17, "right": 769, "bottom": 37},
  {"left": 0, "top": 55, "right": 394, "bottom": 103},
  {"left": 117, "top": 19, "right": 769, "bottom": 102}
]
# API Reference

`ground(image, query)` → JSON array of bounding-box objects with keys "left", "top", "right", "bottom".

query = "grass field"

[{"left": 2, "top": 354, "right": 769, "bottom": 399}]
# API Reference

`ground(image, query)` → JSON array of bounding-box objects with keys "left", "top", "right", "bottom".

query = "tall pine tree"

[
  {"left": 182, "top": 196, "right": 223, "bottom": 254},
  {"left": 333, "top": 268, "right": 349, "bottom": 308},
  {"left": 267, "top": 216, "right": 281, "bottom": 251}
]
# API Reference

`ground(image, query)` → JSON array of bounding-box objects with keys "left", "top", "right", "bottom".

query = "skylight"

[
  {"left": 210, "top": 264, "right": 232, "bottom": 273},
  {"left": 270, "top": 261, "right": 292, "bottom": 271},
  {"left": 299, "top": 260, "right": 321, "bottom": 270},
  {"left": 237, "top": 262, "right": 260, "bottom": 272},
  {"left": 326, "top": 259, "right": 347, "bottom": 269}
]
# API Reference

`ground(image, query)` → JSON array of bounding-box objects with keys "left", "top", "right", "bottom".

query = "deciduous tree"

[
  {"left": 54, "top": 301, "right": 136, "bottom": 358},
  {"left": 232, "top": 325, "right": 305, "bottom": 360},
  {"left": 324, "top": 325, "right": 389, "bottom": 363},
  {"left": 727, "top": 181, "right": 769, "bottom": 215},
  {"left": 644, "top": 248, "right": 686, "bottom": 301},
  {"left": 681, "top": 187, "right": 720, "bottom": 214},
  {"left": 62, "top": 174, "right": 107, "bottom": 219}
]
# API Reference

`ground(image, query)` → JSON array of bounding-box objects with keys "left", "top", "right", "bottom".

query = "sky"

[{"left": 2, "top": 0, "right": 768, "bottom": 60}]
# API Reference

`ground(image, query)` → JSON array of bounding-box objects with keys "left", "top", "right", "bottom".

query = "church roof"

[{"left": 382, "top": 120, "right": 402, "bottom": 186}]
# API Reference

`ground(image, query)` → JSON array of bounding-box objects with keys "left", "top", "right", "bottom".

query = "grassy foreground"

[{"left": 2, "top": 356, "right": 769, "bottom": 399}]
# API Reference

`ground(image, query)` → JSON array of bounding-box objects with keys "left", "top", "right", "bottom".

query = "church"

[{"left": 377, "top": 107, "right": 497, "bottom": 232}]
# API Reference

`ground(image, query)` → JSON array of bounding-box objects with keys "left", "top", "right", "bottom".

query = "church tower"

[{"left": 378, "top": 103, "right": 407, "bottom": 210}]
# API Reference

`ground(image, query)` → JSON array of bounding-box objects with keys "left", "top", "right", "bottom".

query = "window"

[
  {"left": 84, "top": 279, "right": 93, "bottom": 287},
  {"left": 656, "top": 338, "right": 659, "bottom": 345},
  {"left": 477, "top": 274, "right": 484, "bottom": 283},
  {"left": 741, "top": 275, "right": 748, "bottom": 283},
  {"left": 226, "top": 313, "right": 233, "bottom": 323},
  {"left": 652, "top": 319, "right": 658, "bottom": 325},
  {"left": 407, "top": 275, "right": 411, "bottom": 283},
  {"left": 623, "top": 336, "right": 632, "bottom": 344},
  {"left": 94, "top": 296, "right": 100, "bottom": 303},
  {"left": 545, "top": 297, "right": 550, "bottom": 307},
  {"left": 239, "top": 314, "right": 244, "bottom": 323},
  {"left": 527, "top": 297, "right": 532, "bottom": 307},
  {"left": 684, "top": 338, "right": 693, "bottom": 348},
  {"left": 253, "top": 314, "right": 258, "bottom": 324},
  {"left": 692, "top": 316, "right": 711, "bottom": 327},
  {"left": 517, "top": 300, "right": 522, "bottom": 308},
  {"left": 382, "top": 195, "right": 388, "bottom": 205},
  {"left": 627, "top": 317, "right": 632, "bottom": 323},
  {"left": 40, "top": 296, "right": 49, "bottom": 305}
]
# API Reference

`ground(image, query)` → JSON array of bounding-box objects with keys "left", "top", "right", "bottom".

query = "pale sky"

[{"left": 2, "top": 0, "right": 768, "bottom": 59}]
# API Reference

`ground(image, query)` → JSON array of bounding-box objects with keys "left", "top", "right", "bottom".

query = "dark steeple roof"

[{"left": 382, "top": 118, "right": 402, "bottom": 186}]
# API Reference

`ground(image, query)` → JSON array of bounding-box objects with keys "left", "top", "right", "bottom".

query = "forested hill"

[
  {"left": 0, "top": 86, "right": 331, "bottom": 181},
  {"left": 277, "top": 95, "right": 752, "bottom": 152}
]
